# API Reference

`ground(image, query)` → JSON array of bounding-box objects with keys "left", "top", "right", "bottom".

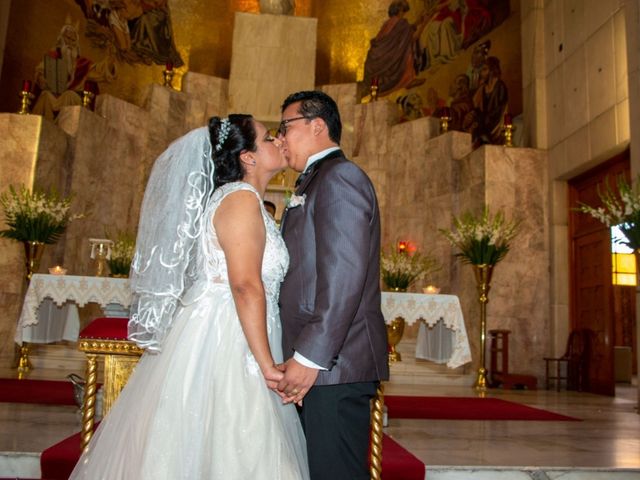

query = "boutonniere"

[{"left": 287, "top": 193, "right": 306, "bottom": 209}]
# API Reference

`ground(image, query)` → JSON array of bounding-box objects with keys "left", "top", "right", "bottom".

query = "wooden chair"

[
  {"left": 544, "top": 329, "right": 589, "bottom": 391},
  {"left": 77, "top": 317, "right": 143, "bottom": 452}
]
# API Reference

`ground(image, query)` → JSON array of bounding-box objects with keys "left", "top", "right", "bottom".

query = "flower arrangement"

[
  {"left": 380, "top": 242, "right": 440, "bottom": 291},
  {"left": 107, "top": 230, "right": 136, "bottom": 277},
  {"left": 0, "top": 185, "right": 80, "bottom": 244},
  {"left": 577, "top": 174, "right": 640, "bottom": 250},
  {"left": 440, "top": 207, "right": 519, "bottom": 265}
]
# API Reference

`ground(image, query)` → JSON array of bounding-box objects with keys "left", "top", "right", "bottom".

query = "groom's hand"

[{"left": 277, "top": 358, "right": 319, "bottom": 405}]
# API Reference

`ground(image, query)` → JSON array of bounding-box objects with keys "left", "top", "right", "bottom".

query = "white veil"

[{"left": 128, "top": 126, "right": 215, "bottom": 352}]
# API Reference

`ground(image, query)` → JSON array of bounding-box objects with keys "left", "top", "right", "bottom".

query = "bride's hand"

[{"left": 262, "top": 364, "right": 285, "bottom": 390}]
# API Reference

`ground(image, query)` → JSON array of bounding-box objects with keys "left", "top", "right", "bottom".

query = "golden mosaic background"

[{"left": 0, "top": 0, "right": 521, "bottom": 116}]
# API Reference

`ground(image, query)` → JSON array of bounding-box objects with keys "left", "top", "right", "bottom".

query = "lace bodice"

[{"left": 202, "top": 182, "right": 289, "bottom": 301}]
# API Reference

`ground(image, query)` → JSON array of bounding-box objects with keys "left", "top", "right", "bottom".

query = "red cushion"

[{"left": 79, "top": 317, "right": 129, "bottom": 340}]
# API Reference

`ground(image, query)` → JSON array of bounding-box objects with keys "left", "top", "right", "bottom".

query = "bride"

[{"left": 70, "top": 115, "right": 309, "bottom": 479}]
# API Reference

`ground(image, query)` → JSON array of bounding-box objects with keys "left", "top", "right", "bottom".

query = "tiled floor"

[{"left": 0, "top": 354, "right": 639, "bottom": 478}]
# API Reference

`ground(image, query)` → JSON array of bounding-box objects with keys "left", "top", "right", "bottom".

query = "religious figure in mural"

[
  {"left": 74, "top": 0, "right": 183, "bottom": 67},
  {"left": 469, "top": 55, "right": 508, "bottom": 145},
  {"left": 415, "top": 0, "right": 508, "bottom": 72},
  {"left": 417, "top": 0, "right": 463, "bottom": 70},
  {"left": 466, "top": 39, "right": 490, "bottom": 92},
  {"left": 447, "top": 73, "right": 474, "bottom": 132},
  {"left": 31, "top": 18, "right": 117, "bottom": 121},
  {"left": 362, "top": 0, "right": 427, "bottom": 99}
]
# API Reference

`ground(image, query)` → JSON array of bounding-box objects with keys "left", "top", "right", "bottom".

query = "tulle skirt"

[{"left": 70, "top": 285, "right": 309, "bottom": 479}]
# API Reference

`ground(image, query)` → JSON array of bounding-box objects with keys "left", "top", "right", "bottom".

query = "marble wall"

[
  {"left": 0, "top": 114, "right": 68, "bottom": 365},
  {"left": 317, "top": 87, "right": 550, "bottom": 379},
  {"left": 520, "top": 0, "right": 636, "bottom": 361},
  {"left": 229, "top": 12, "right": 317, "bottom": 124}
]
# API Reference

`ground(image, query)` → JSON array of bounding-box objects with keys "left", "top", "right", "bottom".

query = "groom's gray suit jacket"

[{"left": 279, "top": 149, "right": 390, "bottom": 386}]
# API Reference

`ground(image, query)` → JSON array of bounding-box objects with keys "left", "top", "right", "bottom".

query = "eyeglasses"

[{"left": 277, "top": 116, "right": 309, "bottom": 137}]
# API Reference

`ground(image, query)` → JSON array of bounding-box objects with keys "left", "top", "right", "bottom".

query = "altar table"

[
  {"left": 381, "top": 292, "right": 471, "bottom": 369},
  {"left": 15, "top": 274, "right": 131, "bottom": 344}
]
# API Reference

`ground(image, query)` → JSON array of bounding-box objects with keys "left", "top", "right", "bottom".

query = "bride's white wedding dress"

[{"left": 70, "top": 182, "right": 309, "bottom": 479}]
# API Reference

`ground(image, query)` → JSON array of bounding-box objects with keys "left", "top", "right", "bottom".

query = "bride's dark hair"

[{"left": 209, "top": 114, "right": 257, "bottom": 188}]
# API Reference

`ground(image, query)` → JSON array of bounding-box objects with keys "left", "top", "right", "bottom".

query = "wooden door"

[{"left": 569, "top": 152, "right": 630, "bottom": 396}]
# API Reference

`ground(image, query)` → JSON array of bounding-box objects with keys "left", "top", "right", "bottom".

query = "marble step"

[
  {"left": 19, "top": 336, "right": 477, "bottom": 387},
  {"left": 2, "top": 452, "right": 639, "bottom": 480},
  {"left": 387, "top": 338, "right": 475, "bottom": 387},
  {"left": 18, "top": 342, "right": 90, "bottom": 381},
  {"left": 425, "top": 467, "right": 640, "bottom": 479}
]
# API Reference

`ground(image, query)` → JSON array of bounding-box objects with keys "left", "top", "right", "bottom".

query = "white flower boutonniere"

[{"left": 288, "top": 193, "right": 306, "bottom": 209}]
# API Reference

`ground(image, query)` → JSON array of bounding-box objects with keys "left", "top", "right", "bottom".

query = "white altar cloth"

[
  {"left": 381, "top": 292, "right": 471, "bottom": 369},
  {"left": 15, "top": 274, "right": 131, "bottom": 344}
]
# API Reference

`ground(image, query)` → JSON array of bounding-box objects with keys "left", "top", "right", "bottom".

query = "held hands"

[
  {"left": 275, "top": 358, "right": 319, "bottom": 406},
  {"left": 261, "top": 363, "right": 285, "bottom": 391}
]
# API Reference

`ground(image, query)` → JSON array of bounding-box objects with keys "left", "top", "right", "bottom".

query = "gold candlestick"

[
  {"left": 89, "top": 238, "right": 114, "bottom": 277},
  {"left": 439, "top": 107, "right": 452, "bottom": 134},
  {"left": 503, "top": 124, "right": 515, "bottom": 147},
  {"left": 163, "top": 69, "right": 175, "bottom": 88},
  {"left": 17, "top": 91, "right": 34, "bottom": 115},
  {"left": 82, "top": 90, "right": 95, "bottom": 109},
  {"left": 370, "top": 85, "right": 378, "bottom": 102}
]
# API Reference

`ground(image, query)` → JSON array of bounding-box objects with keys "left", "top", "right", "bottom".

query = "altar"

[
  {"left": 381, "top": 292, "right": 471, "bottom": 369},
  {"left": 15, "top": 274, "right": 131, "bottom": 345}
]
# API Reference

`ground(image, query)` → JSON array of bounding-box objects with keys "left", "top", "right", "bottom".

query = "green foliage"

[
  {"left": 0, "top": 185, "right": 80, "bottom": 244},
  {"left": 577, "top": 174, "right": 640, "bottom": 250},
  {"left": 440, "top": 207, "right": 519, "bottom": 266},
  {"left": 380, "top": 246, "right": 440, "bottom": 290}
]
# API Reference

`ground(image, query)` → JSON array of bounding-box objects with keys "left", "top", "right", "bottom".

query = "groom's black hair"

[{"left": 281, "top": 90, "right": 342, "bottom": 144}]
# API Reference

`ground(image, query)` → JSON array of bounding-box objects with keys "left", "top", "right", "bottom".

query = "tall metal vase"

[
  {"left": 17, "top": 240, "right": 45, "bottom": 376},
  {"left": 23, "top": 240, "right": 45, "bottom": 283},
  {"left": 472, "top": 263, "right": 494, "bottom": 392}
]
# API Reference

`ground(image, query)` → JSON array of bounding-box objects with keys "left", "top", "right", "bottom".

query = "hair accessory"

[{"left": 215, "top": 118, "right": 231, "bottom": 151}]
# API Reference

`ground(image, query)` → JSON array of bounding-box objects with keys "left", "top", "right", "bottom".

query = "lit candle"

[
  {"left": 165, "top": 61, "right": 174, "bottom": 72},
  {"left": 397, "top": 241, "right": 408, "bottom": 253},
  {"left": 423, "top": 285, "right": 440, "bottom": 294},
  {"left": 49, "top": 265, "right": 66, "bottom": 275},
  {"left": 503, "top": 113, "right": 513, "bottom": 126},
  {"left": 22, "top": 80, "right": 32, "bottom": 93}
]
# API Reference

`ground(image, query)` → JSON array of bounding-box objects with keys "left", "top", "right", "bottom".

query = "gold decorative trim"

[
  {"left": 78, "top": 339, "right": 144, "bottom": 356},
  {"left": 369, "top": 384, "right": 384, "bottom": 479}
]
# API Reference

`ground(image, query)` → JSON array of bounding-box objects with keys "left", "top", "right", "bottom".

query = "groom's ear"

[{"left": 312, "top": 118, "right": 326, "bottom": 136}]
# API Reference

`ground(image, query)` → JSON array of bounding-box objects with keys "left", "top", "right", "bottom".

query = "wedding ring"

[{"left": 291, "top": 389, "right": 299, "bottom": 395}]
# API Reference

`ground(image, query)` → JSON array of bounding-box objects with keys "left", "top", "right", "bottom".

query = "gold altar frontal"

[{"left": 77, "top": 319, "right": 143, "bottom": 452}]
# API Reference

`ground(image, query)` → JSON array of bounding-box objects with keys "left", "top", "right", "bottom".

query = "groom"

[{"left": 277, "top": 90, "right": 389, "bottom": 479}]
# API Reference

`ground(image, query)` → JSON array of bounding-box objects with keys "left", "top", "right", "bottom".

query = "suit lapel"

[{"left": 281, "top": 149, "right": 344, "bottom": 234}]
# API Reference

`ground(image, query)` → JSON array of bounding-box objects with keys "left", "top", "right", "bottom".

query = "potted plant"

[
  {"left": 107, "top": 230, "right": 136, "bottom": 277},
  {"left": 440, "top": 206, "right": 519, "bottom": 391},
  {"left": 0, "top": 184, "right": 81, "bottom": 281},
  {"left": 380, "top": 242, "right": 440, "bottom": 292}
]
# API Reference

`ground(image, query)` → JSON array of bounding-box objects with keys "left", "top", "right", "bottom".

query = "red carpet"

[
  {"left": 0, "top": 378, "right": 76, "bottom": 406},
  {"left": 382, "top": 434, "right": 425, "bottom": 479},
  {"left": 39, "top": 431, "right": 424, "bottom": 480},
  {"left": 385, "top": 395, "right": 580, "bottom": 421}
]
